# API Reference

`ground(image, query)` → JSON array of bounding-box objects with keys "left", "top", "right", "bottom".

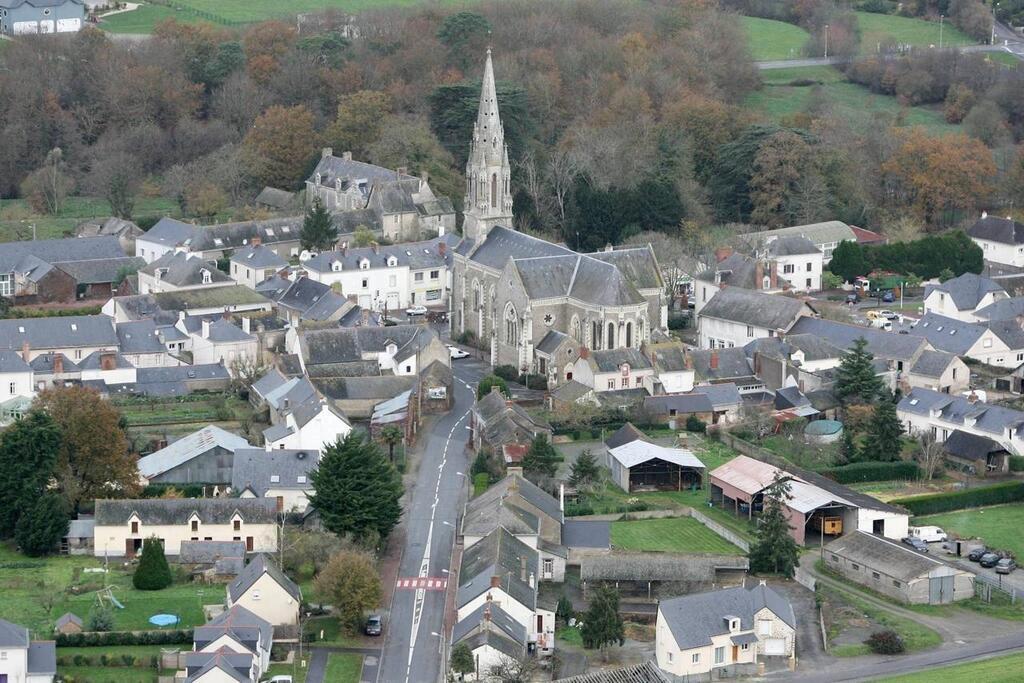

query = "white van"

[{"left": 910, "top": 525, "right": 947, "bottom": 543}]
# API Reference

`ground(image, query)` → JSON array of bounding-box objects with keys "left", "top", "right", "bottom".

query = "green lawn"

[
  {"left": 325, "top": 653, "right": 363, "bottom": 683},
  {"left": 101, "top": 4, "right": 208, "bottom": 32},
  {"left": 268, "top": 662, "right": 308, "bottom": 683},
  {"left": 759, "top": 65, "right": 846, "bottom": 85},
  {"left": 557, "top": 625, "right": 583, "bottom": 647},
  {"left": 58, "top": 666, "right": 160, "bottom": 682},
  {"left": 610, "top": 517, "right": 741, "bottom": 554},
  {"left": 0, "top": 196, "right": 179, "bottom": 243},
  {"left": 877, "top": 652, "right": 1024, "bottom": 682},
  {"left": 824, "top": 584, "right": 942, "bottom": 657},
  {"left": 740, "top": 16, "right": 810, "bottom": 60},
  {"left": 985, "top": 51, "right": 1022, "bottom": 68},
  {"left": 917, "top": 503, "right": 1024, "bottom": 558},
  {"left": 856, "top": 11, "right": 976, "bottom": 54},
  {"left": 745, "top": 66, "right": 958, "bottom": 136}
]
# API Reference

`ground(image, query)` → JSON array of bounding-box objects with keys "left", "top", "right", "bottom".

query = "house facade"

[
  {"left": 922, "top": 273, "right": 1007, "bottom": 322},
  {"left": 226, "top": 555, "right": 302, "bottom": 627},
  {"left": 898, "top": 387, "right": 1024, "bottom": 455},
  {"left": 0, "top": 0, "right": 84, "bottom": 36},
  {"left": 967, "top": 213, "right": 1024, "bottom": 268},
  {"left": 697, "top": 288, "right": 814, "bottom": 350},
  {"left": 0, "top": 617, "right": 55, "bottom": 683}
]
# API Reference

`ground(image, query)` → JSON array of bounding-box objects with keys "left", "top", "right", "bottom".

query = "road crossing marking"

[{"left": 396, "top": 577, "right": 448, "bottom": 590}]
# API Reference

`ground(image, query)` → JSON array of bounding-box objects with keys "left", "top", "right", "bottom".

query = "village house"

[
  {"left": 292, "top": 324, "right": 449, "bottom": 378},
  {"left": 697, "top": 288, "right": 814, "bottom": 350},
  {"left": 137, "top": 251, "right": 233, "bottom": 295},
  {"left": 470, "top": 389, "right": 553, "bottom": 452},
  {"left": 103, "top": 286, "right": 274, "bottom": 323},
  {"left": 967, "top": 213, "right": 1024, "bottom": 268},
  {"left": 74, "top": 217, "right": 145, "bottom": 254},
  {"left": 93, "top": 498, "right": 278, "bottom": 558},
  {"left": 229, "top": 244, "right": 288, "bottom": 290},
  {"left": 923, "top": 272, "right": 1007, "bottom": 322},
  {"left": 116, "top": 319, "right": 188, "bottom": 368},
  {"left": 193, "top": 605, "right": 274, "bottom": 679},
  {"left": 0, "top": 315, "right": 119, "bottom": 363},
  {"left": 570, "top": 347, "right": 655, "bottom": 394},
  {"left": 0, "top": 236, "right": 139, "bottom": 304},
  {"left": 232, "top": 448, "right": 320, "bottom": 513},
  {"left": 0, "top": 617, "right": 56, "bottom": 683},
  {"left": 737, "top": 220, "right": 885, "bottom": 263},
  {"left": 907, "top": 313, "right": 1024, "bottom": 369},
  {"left": 256, "top": 275, "right": 351, "bottom": 326},
  {"left": 898, "top": 387, "right": 1024, "bottom": 456},
  {"left": 184, "top": 650, "right": 257, "bottom": 683},
  {"left": 226, "top": 555, "right": 302, "bottom": 628}
]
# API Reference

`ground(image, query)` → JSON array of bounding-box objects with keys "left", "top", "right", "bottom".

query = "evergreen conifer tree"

[
  {"left": 568, "top": 449, "right": 600, "bottom": 492},
  {"left": 15, "top": 493, "right": 68, "bottom": 557},
  {"left": 308, "top": 432, "right": 403, "bottom": 542},
  {"left": 133, "top": 537, "right": 173, "bottom": 590},
  {"left": 748, "top": 473, "right": 800, "bottom": 577},
  {"left": 838, "top": 427, "right": 858, "bottom": 465},
  {"left": 522, "top": 435, "right": 559, "bottom": 483},
  {"left": 300, "top": 197, "right": 339, "bottom": 251},
  {"left": 834, "top": 337, "right": 884, "bottom": 405},
  {"left": 0, "top": 411, "right": 61, "bottom": 538},
  {"left": 581, "top": 585, "right": 625, "bottom": 657},
  {"left": 859, "top": 399, "right": 904, "bottom": 462}
]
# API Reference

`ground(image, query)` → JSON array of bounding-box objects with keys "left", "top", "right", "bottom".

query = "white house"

[
  {"left": 967, "top": 213, "right": 1024, "bottom": 268},
  {"left": 93, "top": 498, "right": 278, "bottom": 558},
  {"left": 923, "top": 273, "right": 1007, "bottom": 322},
  {"left": 697, "top": 288, "right": 814, "bottom": 350},
  {"left": 907, "top": 313, "right": 1024, "bottom": 369},
  {"left": 184, "top": 650, "right": 257, "bottom": 683},
  {"left": 571, "top": 347, "right": 655, "bottom": 393},
  {"left": 293, "top": 324, "right": 449, "bottom": 378},
  {"left": 906, "top": 350, "right": 970, "bottom": 395},
  {"left": 450, "top": 601, "right": 528, "bottom": 681},
  {"left": 78, "top": 351, "right": 137, "bottom": 386},
  {"left": 137, "top": 251, "right": 233, "bottom": 294},
  {"left": 177, "top": 317, "right": 259, "bottom": 369},
  {"left": 254, "top": 373, "right": 351, "bottom": 451},
  {"left": 232, "top": 448, "right": 319, "bottom": 513},
  {"left": 656, "top": 584, "right": 795, "bottom": 678},
  {"left": 230, "top": 244, "right": 287, "bottom": 290},
  {"left": 0, "top": 351, "right": 35, "bottom": 402},
  {"left": 0, "top": 315, "right": 118, "bottom": 364},
  {"left": 226, "top": 555, "right": 302, "bottom": 627},
  {"left": 898, "top": 387, "right": 1024, "bottom": 455},
  {"left": 0, "top": 618, "right": 56, "bottom": 683},
  {"left": 193, "top": 605, "right": 273, "bottom": 679},
  {"left": 645, "top": 341, "right": 695, "bottom": 394},
  {"left": 762, "top": 236, "right": 822, "bottom": 293}
]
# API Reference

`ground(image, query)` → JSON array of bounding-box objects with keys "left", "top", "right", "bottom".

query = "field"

[
  {"left": 746, "top": 66, "right": 958, "bottom": 136},
  {"left": 610, "top": 517, "right": 741, "bottom": 554},
  {"left": 325, "top": 653, "right": 363, "bottom": 682},
  {"left": 101, "top": 0, "right": 462, "bottom": 33},
  {"left": 916, "top": 503, "right": 1024, "bottom": 558},
  {"left": 0, "top": 196, "right": 179, "bottom": 243},
  {"left": 823, "top": 584, "right": 942, "bottom": 657},
  {"left": 855, "top": 11, "right": 975, "bottom": 53},
  {"left": 879, "top": 652, "right": 1024, "bottom": 682},
  {"left": 740, "top": 16, "right": 810, "bottom": 61}
]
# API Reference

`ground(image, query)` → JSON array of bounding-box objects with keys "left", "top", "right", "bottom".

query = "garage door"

[
  {"left": 764, "top": 638, "right": 786, "bottom": 655},
  {"left": 929, "top": 575, "right": 955, "bottom": 604}
]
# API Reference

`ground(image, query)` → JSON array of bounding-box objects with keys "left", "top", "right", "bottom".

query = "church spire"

[{"left": 462, "top": 49, "right": 514, "bottom": 242}]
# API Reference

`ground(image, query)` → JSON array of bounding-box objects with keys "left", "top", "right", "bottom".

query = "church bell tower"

[{"left": 462, "top": 49, "right": 514, "bottom": 242}]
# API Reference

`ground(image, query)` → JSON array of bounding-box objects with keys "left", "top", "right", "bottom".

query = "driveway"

[{"left": 305, "top": 647, "right": 381, "bottom": 683}]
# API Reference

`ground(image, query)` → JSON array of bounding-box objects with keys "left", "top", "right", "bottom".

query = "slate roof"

[
  {"left": 117, "top": 319, "right": 176, "bottom": 354},
  {"left": 983, "top": 317, "right": 1024, "bottom": 350},
  {"left": 184, "top": 651, "right": 252, "bottom": 683},
  {"left": 899, "top": 387, "right": 1024, "bottom": 440},
  {"left": 745, "top": 334, "right": 844, "bottom": 363},
  {"left": 313, "top": 375, "right": 417, "bottom": 401},
  {"left": 302, "top": 324, "right": 438, "bottom": 366},
  {"left": 0, "top": 618, "right": 29, "bottom": 647},
  {"left": 230, "top": 245, "right": 288, "bottom": 270},
  {"left": 553, "top": 661, "right": 670, "bottom": 683},
  {"left": 586, "top": 245, "right": 663, "bottom": 290},
  {"left": 974, "top": 296, "right": 1024, "bottom": 321},
  {"left": 78, "top": 350, "right": 133, "bottom": 371},
  {"left": 787, "top": 317, "right": 928, "bottom": 362},
  {"left": 467, "top": 226, "right": 573, "bottom": 271},
  {"left": 513, "top": 254, "right": 645, "bottom": 307},
  {"left": 472, "top": 473, "right": 563, "bottom": 526},
  {"left": 0, "top": 350, "right": 31, "bottom": 374},
  {"left": 766, "top": 235, "right": 821, "bottom": 257},
  {"left": 116, "top": 363, "right": 231, "bottom": 397},
  {"left": 231, "top": 448, "right": 319, "bottom": 496},
  {"left": 909, "top": 350, "right": 958, "bottom": 379},
  {"left": 187, "top": 217, "right": 303, "bottom": 252},
  {"left": 254, "top": 187, "right": 297, "bottom": 210},
  {"left": 774, "top": 386, "right": 812, "bottom": 410},
  {"left": 368, "top": 177, "right": 420, "bottom": 214},
  {"left": 968, "top": 215, "right": 1024, "bottom": 245},
  {"left": 0, "top": 315, "right": 117, "bottom": 352},
  {"left": 55, "top": 613, "right": 82, "bottom": 630},
  {"left": 696, "top": 253, "right": 785, "bottom": 291},
  {"left": 908, "top": 313, "right": 987, "bottom": 355},
  {"left": 691, "top": 383, "right": 743, "bottom": 408},
  {"left": 140, "top": 218, "right": 196, "bottom": 248},
  {"left": 646, "top": 342, "right": 688, "bottom": 373},
  {"left": 183, "top": 317, "right": 253, "bottom": 344},
  {"left": 57, "top": 256, "right": 145, "bottom": 285},
  {"left": 644, "top": 393, "right": 714, "bottom": 416},
  {"left": 699, "top": 288, "right": 810, "bottom": 331},
  {"left": 228, "top": 554, "right": 302, "bottom": 603},
  {"left": 825, "top": 531, "right": 964, "bottom": 582},
  {"left": 193, "top": 604, "right": 272, "bottom": 653},
  {"left": 458, "top": 528, "right": 538, "bottom": 611},
  {"left": 604, "top": 422, "right": 650, "bottom": 450},
  {"left": 659, "top": 584, "right": 795, "bottom": 650},
  {"left": 561, "top": 520, "right": 611, "bottom": 550},
  {"left": 472, "top": 391, "right": 552, "bottom": 448},
  {"left": 74, "top": 217, "right": 143, "bottom": 240},
  {"left": 27, "top": 641, "right": 56, "bottom": 675},
  {"left": 587, "top": 347, "right": 653, "bottom": 373},
  {"left": 550, "top": 380, "right": 593, "bottom": 404},
  {"left": 689, "top": 347, "right": 755, "bottom": 383},
  {"left": 304, "top": 235, "right": 455, "bottom": 274},
  {"left": 0, "top": 236, "right": 127, "bottom": 275},
  {"left": 463, "top": 494, "right": 541, "bottom": 538},
  {"left": 452, "top": 602, "right": 528, "bottom": 648},
  {"left": 309, "top": 154, "right": 407, "bottom": 196},
  {"left": 179, "top": 540, "right": 247, "bottom": 569},
  {"left": 925, "top": 273, "right": 1005, "bottom": 311},
  {"left": 148, "top": 285, "right": 269, "bottom": 312},
  {"left": 535, "top": 330, "right": 570, "bottom": 355},
  {"left": 944, "top": 429, "right": 1006, "bottom": 461},
  {"left": 95, "top": 498, "right": 277, "bottom": 526},
  {"left": 137, "top": 425, "right": 251, "bottom": 480},
  {"left": 28, "top": 353, "right": 79, "bottom": 374},
  {"left": 140, "top": 251, "right": 231, "bottom": 287},
  {"left": 457, "top": 628, "right": 525, "bottom": 660}
]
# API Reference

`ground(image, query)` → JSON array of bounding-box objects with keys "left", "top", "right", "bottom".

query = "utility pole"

[
  {"left": 940, "top": 15, "right": 945, "bottom": 49},
  {"left": 824, "top": 24, "right": 830, "bottom": 59}
]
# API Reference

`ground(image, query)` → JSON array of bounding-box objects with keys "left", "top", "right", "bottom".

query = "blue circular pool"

[{"left": 149, "top": 614, "right": 179, "bottom": 627}]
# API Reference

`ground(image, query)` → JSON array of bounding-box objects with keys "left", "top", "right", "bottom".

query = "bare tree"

[
  {"left": 230, "top": 353, "right": 270, "bottom": 396},
  {"left": 488, "top": 654, "right": 538, "bottom": 683},
  {"left": 546, "top": 146, "right": 578, "bottom": 228},
  {"left": 916, "top": 431, "right": 945, "bottom": 481},
  {"left": 624, "top": 230, "right": 698, "bottom": 304}
]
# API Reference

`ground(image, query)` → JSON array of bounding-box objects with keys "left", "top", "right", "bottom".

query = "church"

[{"left": 451, "top": 50, "right": 668, "bottom": 385}]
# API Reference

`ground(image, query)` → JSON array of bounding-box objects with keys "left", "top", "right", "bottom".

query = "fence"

[
  {"left": 975, "top": 573, "right": 1020, "bottom": 605},
  {"left": 147, "top": 0, "right": 252, "bottom": 26}
]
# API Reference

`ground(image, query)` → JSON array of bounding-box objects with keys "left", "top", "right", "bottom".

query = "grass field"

[
  {"left": 0, "top": 196, "right": 179, "bottom": 243},
  {"left": 855, "top": 11, "right": 975, "bottom": 54},
  {"left": 268, "top": 662, "right": 308, "bottom": 683},
  {"left": 917, "top": 503, "right": 1024, "bottom": 558},
  {"left": 879, "top": 652, "right": 1024, "bottom": 682},
  {"left": 745, "top": 66, "right": 958, "bottom": 136},
  {"left": 58, "top": 666, "right": 160, "bottom": 682},
  {"left": 610, "top": 516, "right": 741, "bottom": 554},
  {"left": 325, "top": 653, "right": 363, "bottom": 683},
  {"left": 101, "top": 0, "right": 462, "bottom": 33},
  {"left": 740, "top": 16, "right": 810, "bottom": 61},
  {"left": 823, "top": 584, "right": 942, "bottom": 657}
]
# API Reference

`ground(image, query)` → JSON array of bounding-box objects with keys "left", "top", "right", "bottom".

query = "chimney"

[
  {"left": 342, "top": 151, "right": 352, "bottom": 161},
  {"left": 322, "top": 147, "right": 333, "bottom": 158},
  {"left": 770, "top": 260, "right": 778, "bottom": 289},
  {"left": 397, "top": 166, "right": 408, "bottom": 176},
  {"left": 178, "top": 310, "right": 186, "bottom": 322},
  {"left": 559, "top": 483, "right": 565, "bottom": 512},
  {"left": 283, "top": 397, "right": 290, "bottom": 410},
  {"left": 520, "top": 556, "right": 527, "bottom": 583},
  {"left": 529, "top": 572, "right": 535, "bottom": 589},
  {"left": 251, "top": 236, "right": 262, "bottom": 247},
  {"left": 755, "top": 260, "right": 764, "bottom": 290},
  {"left": 506, "top": 399, "right": 514, "bottom": 408},
  {"left": 967, "top": 391, "right": 979, "bottom": 404},
  {"left": 490, "top": 576, "right": 501, "bottom": 588},
  {"left": 201, "top": 319, "right": 211, "bottom": 339},
  {"left": 53, "top": 354, "right": 63, "bottom": 374},
  {"left": 710, "top": 350, "right": 719, "bottom": 370},
  {"left": 507, "top": 466, "right": 524, "bottom": 478},
  {"left": 605, "top": 243, "right": 613, "bottom": 252},
  {"left": 420, "top": 170, "right": 429, "bottom": 188},
  {"left": 100, "top": 352, "right": 116, "bottom": 371},
  {"left": 371, "top": 242, "right": 379, "bottom": 254},
  {"left": 438, "top": 241, "right": 447, "bottom": 257},
  {"left": 715, "top": 246, "right": 733, "bottom": 263},
  {"left": 242, "top": 317, "right": 251, "bottom": 334},
  {"left": 20, "top": 341, "right": 30, "bottom": 363}
]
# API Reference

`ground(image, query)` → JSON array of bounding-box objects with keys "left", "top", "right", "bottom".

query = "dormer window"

[
  {"left": 213, "top": 238, "right": 223, "bottom": 247},
  {"left": 387, "top": 343, "right": 398, "bottom": 356},
  {"left": 130, "top": 520, "right": 139, "bottom": 534},
  {"left": 201, "top": 270, "right": 212, "bottom": 284},
  {"left": 266, "top": 228, "right": 275, "bottom": 237},
  {"left": 387, "top": 256, "right": 398, "bottom": 267},
  {"left": 315, "top": 173, "right": 321, "bottom": 185},
  {"left": 270, "top": 475, "right": 280, "bottom": 483},
  {"left": 297, "top": 475, "right": 307, "bottom": 484},
  {"left": 360, "top": 259, "right": 370, "bottom": 270},
  {"left": 233, "top": 519, "right": 241, "bottom": 531},
  {"left": 332, "top": 261, "right": 342, "bottom": 272},
  {"left": 909, "top": 398, "right": 919, "bottom": 406}
]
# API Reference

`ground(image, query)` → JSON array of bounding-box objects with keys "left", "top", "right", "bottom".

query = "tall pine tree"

[
  {"left": 581, "top": 585, "right": 625, "bottom": 656},
  {"left": 16, "top": 493, "right": 68, "bottom": 557},
  {"left": 748, "top": 473, "right": 800, "bottom": 577},
  {"left": 859, "top": 399, "right": 905, "bottom": 462},
  {"left": 309, "top": 431, "right": 403, "bottom": 543},
  {"left": 521, "top": 435, "right": 559, "bottom": 483},
  {"left": 133, "top": 537, "right": 173, "bottom": 590},
  {"left": 0, "top": 411, "right": 61, "bottom": 538},
  {"left": 300, "top": 197, "right": 338, "bottom": 251},
  {"left": 834, "top": 337, "right": 885, "bottom": 405}
]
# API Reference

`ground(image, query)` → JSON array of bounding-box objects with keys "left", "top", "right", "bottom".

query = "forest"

[{"left": 0, "top": 0, "right": 1022, "bottom": 250}]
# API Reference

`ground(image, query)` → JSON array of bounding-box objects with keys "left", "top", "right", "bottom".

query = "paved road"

[
  {"left": 305, "top": 647, "right": 382, "bottom": 683},
  {"left": 377, "top": 355, "right": 489, "bottom": 683},
  {"left": 757, "top": 41, "right": 1024, "bottom": 69}
]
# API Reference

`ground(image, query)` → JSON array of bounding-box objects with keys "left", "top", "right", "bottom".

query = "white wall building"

[
  {"left": 0, "top": 617, "right": 56, "bottom": 683},
  {"left": 697, "top": 288, "right": 814, "bottom": 350},
  {"left": 898, "top": 387, "right": 1024, "bottom": 456}
]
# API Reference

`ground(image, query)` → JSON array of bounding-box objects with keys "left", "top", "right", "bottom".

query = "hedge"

[
  {"left": 819, "top": 461, "right": 920, "bottom": 484},
  {"left": 892, "top": 481, "right": 1024, "bottom": 516},
  {"left": 1010, "top": 456, "right": 1024, "bottom": 473},
  {"left": 55, "top": 629, "right": 193, "bottom": 647}
]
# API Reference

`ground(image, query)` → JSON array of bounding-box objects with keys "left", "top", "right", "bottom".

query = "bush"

[
  {"left": 477, "top": 375, "right": 510, "bottom": 400},
  {"left": 86, "top": 606, "right": 114, "bottom": 632},
  {"left": 493, "top": 365, "right": 519, "bottom": 382},
  {"left": 819, "top": 461, "right": 920, "bottom": 484},
  {"left": 55, "top": 629, "right": 193, "bottom": 647},
  {"left": 667, "top": 313, "right": 688, "bottom": 330},
  {"left": 133, "top": 537, "right": 173, "bottom": 590},
  {"left": 685, "top": 415, "right": 706, "bottom": 433},
  {"left": 473, "top": 472, "right": 489, "bottom": 496},
  {"left": 518, "top": 374, "right": 549, "bottom": 390},
  {"left": 892, "top": 481, "right": 1024, "bottom": 516},
  {"left": 866, "top": 629, "right": 905, "bottom": 654},
  {"left": 1010, "top": 456, "right": 1024, "bottom": 473}
]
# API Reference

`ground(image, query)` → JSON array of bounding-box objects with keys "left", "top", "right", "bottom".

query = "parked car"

[
  {"left": 996, "top": 558, "right": 1017, "bottom": 574},
  {"left": 979, "top": 552, "right": 1001, "bottom": 568},
  {"left": 846, "top": 293, "right": 860, "bottom": 304},
  {"left": 447, "top": 344, "right": 470, "bottom": 360},
  {"left": 968, "top": 547, "right": 989, "bottom": 562},
  {"left": 365, "top": 614, "right": 383, "bottom": 636},
  {"left": 882, "top": 290, "right": 895, "bottom": 302},
  {"left": 878, "top": 309, "right": 899, "bottom": 320},
  {"left": 902, "top": 536, "right": 930, "bottom": 553},
  {"left": 910, "top": 526, "right": 948, "bottom": 543},
  {"left": 267, "top": 677, "right": 293, "bottom": 683},
  {"left": 405, "top": 305, "right": 428, "bottom": 316}
]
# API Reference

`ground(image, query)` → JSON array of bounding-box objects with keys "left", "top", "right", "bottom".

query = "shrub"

[
  {"left": 1010, "top": 456, "right": 1024, "bottom": 473},
  {"left": 819, "top": 461, "right": 920, "bottom": 484},
  {"left": 473, "top": 472, "right": 489, "bottom": 496},
  {"left": 133, "top": 537, "right": 173, "bottom": 590},
  {"left": 685, "top": 415, "right": 706, "bottom": 433},
  {"left": 866, "top": 629, "right": 904, "bottom": 654},
  {"left": 892, "top": 481, "right": 1024, "bottom": 516},
  {"left": 518, "top": 374, "right": 549, "bottom": 390},
  {"left": 56, "top": 629, "right": 193, "bottom": 647},
  {"left": 668, "top": 313, "right": 688, "bottom": 330},
  {"left": 476, "top": 375, "right": 510, "bottom": 400},
  {"left": 493, "top": 365, "right": 519, "bottom": 382},
  {"left": 86, "top": 606, "right": 113, "bottom": 633}
]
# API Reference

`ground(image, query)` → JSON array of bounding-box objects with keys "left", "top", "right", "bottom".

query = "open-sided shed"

[{"left": 607, "top": 441, "right": 705, "bottom": 493}]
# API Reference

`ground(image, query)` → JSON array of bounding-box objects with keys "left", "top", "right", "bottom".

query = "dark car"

[
  {"left": 996, "top": 558, "right": 1017, "bottom": 574},
  {"left": 364, "top": 615, "right": 383, "bottom": 636},
  {"left": 979, "top": 552, "right": 1001, "bottom": 568},
  {"left": 968, "top": 547, "right": 989, "bottom": 562},
  {"left": 882, "top": 290, "right": 895, "bottom": 302},
  {"left": 902, "top": 536, "right": 929, "bottom": 553},
  {"left": 846, "top": 293, "right": 860, "bottom": 304}
]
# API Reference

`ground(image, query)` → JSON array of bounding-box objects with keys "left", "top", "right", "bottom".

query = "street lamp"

[
  {"left": 940, "top": 14, "right": 945, "bottom": 49},
  {"left": 824, "top": 24, "right": 830, "bottom": 59},
  {"left": 993, "top": 3, "right": 1001, "bottom": 44}
]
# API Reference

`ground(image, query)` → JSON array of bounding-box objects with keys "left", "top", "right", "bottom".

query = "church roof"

[
  {"left": 512, "top": 254, "right": 645, "bottom": 307},
  {"left": 468, "top": 226, "right": 572, "bottom": 270},
  {"left": 588, "top": 246, "right": 663, "bottom": 291}
]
